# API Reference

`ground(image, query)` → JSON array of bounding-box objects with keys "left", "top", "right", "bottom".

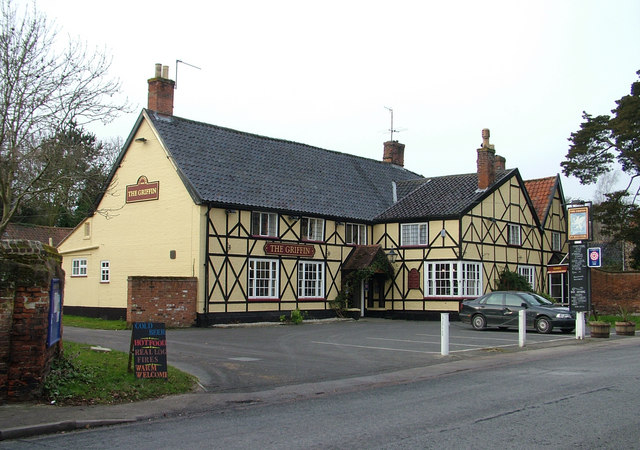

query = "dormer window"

[
  {"left": 401, "top": 223, "right": 428, "bottom": 247},
  {"left": 252, "top": 211, "right": 278, "bottom": 237},
  {"left": 345, "top": 223, "right": 367, "bottom": 245},
  {"left": 301, "top": 217, "right": 324, "bottom": 242}
]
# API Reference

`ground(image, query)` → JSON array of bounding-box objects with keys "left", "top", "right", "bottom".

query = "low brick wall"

[
  {"left": 127, "top": 276, "right": 197, "bottom": 327},
  {"left": 0, "top": 240, "right": 63, "bottom": 403},
  {"left": 591, "top": 268, "right": 640, "bottom": 315}
]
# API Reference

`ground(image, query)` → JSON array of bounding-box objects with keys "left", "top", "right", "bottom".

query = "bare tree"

[{"left": 0, "top": 0, "right": 130, "bottom": 235}]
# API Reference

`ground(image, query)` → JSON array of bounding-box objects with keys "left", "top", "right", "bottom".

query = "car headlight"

[{"left": 555, "top": 313, "right": 572, "bottom": 319}]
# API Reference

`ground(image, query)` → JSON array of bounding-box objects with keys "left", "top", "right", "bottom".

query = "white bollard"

[
  {"left": 519, "top": 309, "right": 526, "bottom": 347},
  {"left": 441, "top": 312, "right": 450, "bottom": 356},
  {"left": 576, "top": 311, "right": 585, "bottom": 339}
]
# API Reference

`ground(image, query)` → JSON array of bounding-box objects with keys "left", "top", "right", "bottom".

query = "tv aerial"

[
  {"left": 175, "top": 59, "right": 202, "bottom": 89},
  {"left": 384, "top": 106, "right": 406, "bottom": 141}
]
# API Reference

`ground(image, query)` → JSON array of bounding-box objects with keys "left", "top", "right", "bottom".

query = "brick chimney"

[
  {"left": 494, "top": 155, "right": 506, "bottom": 172},
  {"left": 477, "top": 128, "right": 496, "bottom": 190},
  {"left": 148, "top": 63, "right": 175, "bottom": 115},
  {"left": 383, "top": 141, "right": 405, "bottom": 167}
]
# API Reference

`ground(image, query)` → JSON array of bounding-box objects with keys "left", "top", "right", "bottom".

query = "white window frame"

[
  {"left": 100, "top": 260, "right": 110, "bottom": 283},
  {"left": 401, "top": 222, "right": 428, "bottom": 247},
  {"left": 298, "top": 261, "right": 325, "bottom": 299},
  {"left": 552, "top": 231, "right": 561, "bottom": 252},
  {"left": 252, "top": 211, "right": 278, "bottom": 237},
  {"left": 301, "top": 217, "right": 324, "bottom": 242},
  {"left": 508, "top": 224, "right": 522, "bottom": 246},
  {"left": 71, "top": 258, "right": 87, "bottom": 277},
  {"left": 425, "top": 261, "right": 482, "bottom": 297},
  {"left": 345, "top": 223, "right": 367, "bottom": 245},
  {"left": 248, "top": 258, "right": 279, "bottom": 299},
  {"left": 518, "top": 265, "right": 536, "bottom": 289}
]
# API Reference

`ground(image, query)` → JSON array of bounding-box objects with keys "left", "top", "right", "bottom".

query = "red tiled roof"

[
  {"left": 524, "top": 177, "right": 557, "bottom": 222},
  {"left": 2, "top": 223, "right": 73, "bottom": 247},
  {"left": 343, "top": 245, "right": 385, "bottom": 271}
]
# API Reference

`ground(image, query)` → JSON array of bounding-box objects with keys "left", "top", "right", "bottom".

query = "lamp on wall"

[{"left": 387, "top": 248, "right": 398, "bottom": 264}]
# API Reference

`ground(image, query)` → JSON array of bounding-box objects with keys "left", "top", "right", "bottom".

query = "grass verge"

[
  {"left": 63, "top": 315, "right": 129, "bottom": 330},
  {"left": 43, "top": 341, "right": 197, "bottom": 406}
]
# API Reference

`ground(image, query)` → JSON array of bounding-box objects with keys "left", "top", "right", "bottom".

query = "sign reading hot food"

[
  {"left": 126, "top": 176, "right": 159, "bottom": 203},
  {"left": 264, "top": 242, "right": 316, "bottom": 258},
  {"left": 129, "top": 322, "right": 168, "bottom": 379}
]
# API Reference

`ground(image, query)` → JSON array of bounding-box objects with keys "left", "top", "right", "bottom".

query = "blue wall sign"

[
  {"left": 47, "top": 278, "right": 62, "bottom": 347},
  {"left": 587, "top": 247, "right": 602, "bottom": 268}
]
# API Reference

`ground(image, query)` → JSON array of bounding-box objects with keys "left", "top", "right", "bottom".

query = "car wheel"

[
  {"left": 535, "top": 316, "right": 552, "bottom": 334},
  {"left": 471, "top": 314, "right": 486, "bottom": 330}
]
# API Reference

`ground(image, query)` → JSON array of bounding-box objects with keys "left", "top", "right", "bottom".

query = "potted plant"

[
  {"left": 615, "top": 305, "right": 636, "bottom": 336},
  {"left": 588, "top": 310, "right": 610, "bottom": 338}
]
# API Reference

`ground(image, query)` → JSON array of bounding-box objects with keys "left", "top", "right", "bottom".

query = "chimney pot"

[
  {"left": 477, "top": 128, "right": 496, "bottom": 190},
  {"left": 155, "top": 63, "right": 162, "bottom": 78},
  {"left": 162, "top": 65, "right": 169, "bottom": 79}
]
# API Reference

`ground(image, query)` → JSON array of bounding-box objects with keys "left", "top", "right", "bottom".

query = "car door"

[
  {"left": 502, "top": 293, "right": 527, "bottom": 328},
  {"left": 482, "top": 293, "right": 506, "bottom": 326}
]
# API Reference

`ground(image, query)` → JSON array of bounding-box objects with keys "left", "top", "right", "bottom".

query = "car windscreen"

[{"left": 521, "top": 293, "right": 554, "bottom": 306}]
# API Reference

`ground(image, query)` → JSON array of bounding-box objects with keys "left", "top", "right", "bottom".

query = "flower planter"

[
  {"left": 589, "top": 322, "right": 611, "bottom": 338},
  {"left": 615, "top": 321, "right": 636, "bottom": 336}
]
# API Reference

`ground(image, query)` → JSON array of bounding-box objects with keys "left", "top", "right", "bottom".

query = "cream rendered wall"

[{"left": 59, "top": 119, "right": 206, "bottom": 311}]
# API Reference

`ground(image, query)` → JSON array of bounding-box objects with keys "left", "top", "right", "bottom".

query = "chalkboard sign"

[
  {"left": 569, "top": 243, "right": 590, "bottom": 312},
  {"left": 129, "top": 322, "right": 168, "bottom": 379}
]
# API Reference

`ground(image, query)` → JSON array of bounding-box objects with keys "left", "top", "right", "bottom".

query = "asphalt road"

[
  {"left": 9, "top": 328, "right": 640, "bottom": 449},
  {"left": 63, "top": 318, "right": 581, "bottom": 392}
]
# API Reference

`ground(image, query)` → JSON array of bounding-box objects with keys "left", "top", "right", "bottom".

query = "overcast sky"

[{"left": 34, "top": 0, "right": 640, "bottom": 202}]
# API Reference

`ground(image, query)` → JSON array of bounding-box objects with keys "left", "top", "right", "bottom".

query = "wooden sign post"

[{"left": 128, "top": 322, "right": 168, "bottom": 379}]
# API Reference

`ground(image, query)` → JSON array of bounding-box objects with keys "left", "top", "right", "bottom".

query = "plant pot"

[
  {"left": 615, "top": 321, "right": 636, "bottom": 336},
  {"left": 589, "top": 322, "right": 611, "bottom": 338}
]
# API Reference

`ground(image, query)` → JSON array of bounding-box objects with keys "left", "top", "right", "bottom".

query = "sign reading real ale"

[
  {"left": 129, "top": 322, "right": 168, "bottom": 379},
  {"left": 264, "top": 242, "right": 315, "bottom": 258}
]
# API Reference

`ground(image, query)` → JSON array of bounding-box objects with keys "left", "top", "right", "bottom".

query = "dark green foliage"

[
  {"left": 13, "top": 122, "right": 115, "bottom": 227},
  {"left": 496, "top": 268, "right": 532, "bottom": 292},
  {"left": 562, "top": 70, "right": 640, "bottom": 268}
]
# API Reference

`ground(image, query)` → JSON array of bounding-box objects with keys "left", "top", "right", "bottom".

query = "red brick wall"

[
  {"left": 0, "top": 240, "right": 63, "bottom": 403},
  {"left": 591, "top": 269, "right": 640, "bottom": 315},
  {"left": 127, "top": 276, "right": 197, "bottom": 327}
]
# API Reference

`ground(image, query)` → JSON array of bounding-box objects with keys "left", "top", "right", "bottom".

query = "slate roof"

[
  {"left": 2, "top": 223, "right": 73, "bottom": 247},
  {"left": 144, "top": 110, "right": 423, "bottom": 222},
  {"left": 524, "top": 176, "right": 558, "bottom": 224},
  {"left": 376, "top": 170, "right": 517, "bottom": 221}
]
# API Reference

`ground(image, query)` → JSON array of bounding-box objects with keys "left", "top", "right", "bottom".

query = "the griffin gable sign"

[{"left": 127, "top": 176, "right": 159, "bottom": 203}]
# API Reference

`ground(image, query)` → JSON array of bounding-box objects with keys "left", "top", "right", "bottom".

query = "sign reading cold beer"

[
  {"left": 126, "top": 176, "right": 159, "bottom": 203},
  {"left": 129, "top": 322, "right": 168, "bottom": 379},
  {"left": 264, "top": 242, "right": 316, "bottom": 257}
]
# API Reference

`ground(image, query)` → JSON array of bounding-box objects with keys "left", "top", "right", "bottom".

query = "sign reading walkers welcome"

[{"left": 129, "top": 322, "right": 168, "bottom": 379}]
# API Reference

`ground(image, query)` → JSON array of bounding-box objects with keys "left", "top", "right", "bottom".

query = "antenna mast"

[
  {"left": 175, "top": 59, "right": 202, "bottom": 89},
  {"left": 384, "top": 106, "right": 398, "bottom": 141}
]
